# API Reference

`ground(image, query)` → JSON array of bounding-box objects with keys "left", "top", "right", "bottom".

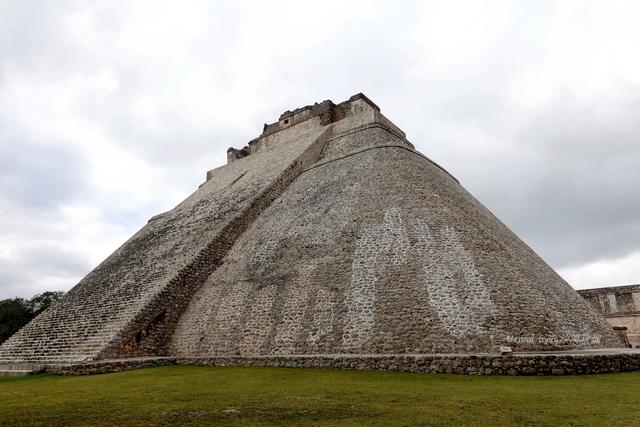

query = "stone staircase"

[{"left": 0, "top": 124, "right": 330, "bottom": 365}]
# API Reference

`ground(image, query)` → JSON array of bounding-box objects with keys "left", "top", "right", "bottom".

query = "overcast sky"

[{"left": 1, "top": 0, "right": 639, "bottom": 299}]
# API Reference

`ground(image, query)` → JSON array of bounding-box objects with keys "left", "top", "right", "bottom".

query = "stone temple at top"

[{"left": 0, "top": 93, "right": 633, "bottom": 373}]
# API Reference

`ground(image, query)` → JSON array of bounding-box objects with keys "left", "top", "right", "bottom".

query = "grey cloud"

[
  {"left": 0, "top": 1, "right": 86, "bottom": 78},
  {"left": 449, "top": 96, "right": 640, "bottom": 269},
  {"left": 0, "top": 125, "right": 88, "bottom": 210},
  {"left": 0, "top": 245, "right": 90, "bottom": 299},
  {"left": 1, "top": 1, "right": 639, "bottom": 298}
]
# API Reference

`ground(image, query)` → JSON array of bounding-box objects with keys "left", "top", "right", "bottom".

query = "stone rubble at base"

[{"left": 45, "top": 350, "right": 640, "bottom": 376}]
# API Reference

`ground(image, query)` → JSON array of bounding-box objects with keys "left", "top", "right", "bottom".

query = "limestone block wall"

[
  {"left": 0, "top": 124, "right": 329, "bottom": 363},
  {"left": 579, "top": 285, "right": 640, "bottom": 315},
  {"left": 170, "top": 124, "right": 621, "bottom": 357},
  {"left": 579, "top": 285, "right": 640, "bottom": 348},
  {"left": 1, "top": 92, "right": 623, "bottom": 364},
  {"left": 45, "top": 352, "right": 640, "bottom": 376}
]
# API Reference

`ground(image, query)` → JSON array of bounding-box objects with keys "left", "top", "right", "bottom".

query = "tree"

[
  {"left": 0, "top": 291, "right": 65, "bottom": 344},
  {"left": 0, "top": 298, "right": 33, "bottom": 344},
  {"left": 27, "top": 291, "right": 65, "bottom": 315}
]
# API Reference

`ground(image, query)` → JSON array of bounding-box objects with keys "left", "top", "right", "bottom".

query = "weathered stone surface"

[
  {"left": 46, "top": 350, "right": 640, "bottom": 376},
  {"left": 171, "top": 117, "right": 622, "bottom": 356},
  {"left": 0, "top": 93, "right": 631, "bottom": 375},
  {"left": 0, "top": 116, "right": 329, "bottom": 363},
  {"left": 579, "top": 284, "right": 640, "bottom": 348}
]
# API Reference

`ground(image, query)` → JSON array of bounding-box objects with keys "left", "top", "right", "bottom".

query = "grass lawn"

[{"left": 1, "top": 366, "right": 639, "bottom": 426}]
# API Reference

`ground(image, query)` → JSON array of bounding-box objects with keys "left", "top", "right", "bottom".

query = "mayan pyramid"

[{"left": 0, "top": 93, "right": 623, "bottom": 365}]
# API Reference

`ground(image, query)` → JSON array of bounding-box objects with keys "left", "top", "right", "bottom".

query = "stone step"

[{"left": 0, "top": 369, "right": 36, "bottom": 377}]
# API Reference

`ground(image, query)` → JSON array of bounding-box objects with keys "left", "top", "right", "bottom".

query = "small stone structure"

[
  {"left": 579, "top": 285, "right": 640, "bottom": 348},
  {"left": 0, "top": 93, "right": 637, "bottom": 375}
]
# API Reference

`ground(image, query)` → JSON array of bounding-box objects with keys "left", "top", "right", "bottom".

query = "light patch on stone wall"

[
  {"left": 238, "top": 284, "right": 277, "bottom": 356},
  {"left": 342, "top": 208, "right": 411, "bottom": 351},
  {"left": 412, "top": 219, "right": 498, "bottom": 339},
  {"left": 343, "top": 208, "right": 499, "bottom": 350}
]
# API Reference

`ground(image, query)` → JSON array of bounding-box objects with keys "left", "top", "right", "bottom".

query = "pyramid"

[{"left": 0, "top": 93, "right": 624, "bottom": 367}]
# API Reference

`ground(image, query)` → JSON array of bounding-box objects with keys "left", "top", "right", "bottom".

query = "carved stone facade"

[
  {"left": 579, "top": 285, "right": 640, "bottom": 348},
  {"left": 0, "top": 93, "right": 628, "bottom": 370}
]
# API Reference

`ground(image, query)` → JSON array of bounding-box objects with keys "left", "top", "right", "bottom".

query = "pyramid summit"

[{"left": 1, "top": 93, "right": 635, "bottom": 375}]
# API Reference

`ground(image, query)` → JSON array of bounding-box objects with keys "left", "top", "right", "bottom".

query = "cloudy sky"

[{"left": 1, "top": 0, "right": 639, "bottom": 299}]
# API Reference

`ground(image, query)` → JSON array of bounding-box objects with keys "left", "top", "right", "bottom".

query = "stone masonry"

[
  {"left": 579, "top": 284, "right": 640, "bottom": 348},
  {"left": 0, "top": 93, "right": 633, "bottom": 375}
]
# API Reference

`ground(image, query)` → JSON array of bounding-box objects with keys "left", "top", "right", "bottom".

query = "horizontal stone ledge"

[{"left": 36, "top": 349, "right": 640, "bottom": 376}]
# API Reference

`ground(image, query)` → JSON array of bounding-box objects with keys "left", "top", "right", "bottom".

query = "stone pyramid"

[{"left": 0, "top": 93, "right": 623, "bottom": 365}]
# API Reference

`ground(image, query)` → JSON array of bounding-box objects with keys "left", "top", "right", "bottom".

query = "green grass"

[{"left": 1, "top": 366, "right": 639, "bottom": 426}]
